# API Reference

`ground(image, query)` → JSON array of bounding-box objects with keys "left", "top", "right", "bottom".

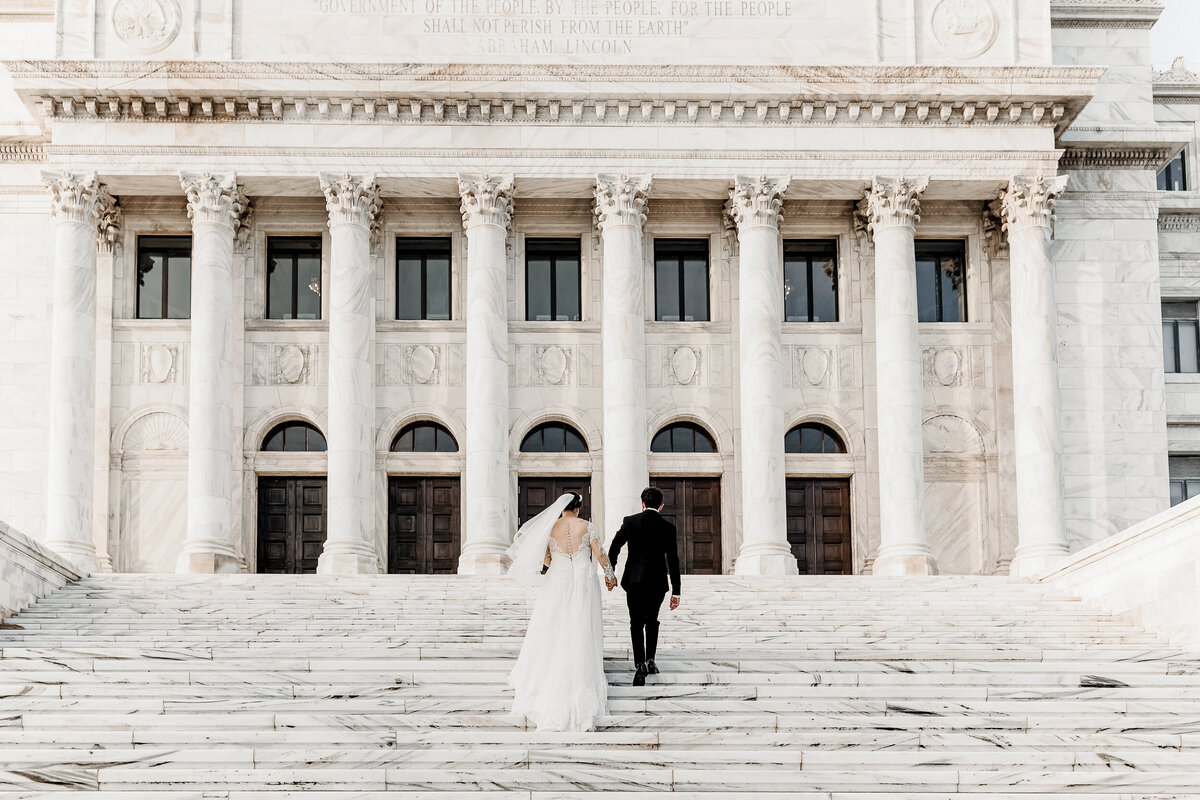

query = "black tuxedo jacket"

[{"left": 608, "top": 509, "right": 682, "bottom": 597}]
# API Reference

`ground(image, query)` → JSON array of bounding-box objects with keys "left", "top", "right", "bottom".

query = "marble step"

[{"left": 0, "top": 793, "right": 1186, "bottom": 800}]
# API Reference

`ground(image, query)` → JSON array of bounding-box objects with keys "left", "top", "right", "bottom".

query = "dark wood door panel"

[
  {"left": 650, "top": 477, "right": 722, "bottom": 574},
  {"left": 786, "top": 478, "right": 852, "bottom": 575},
  {"left": 257, "top": 476, "right": 328, "bottom": 574},
  {"left": 517, "top": 477, "right": 592, "bottom": 527},
  {"left": 387, "top": 476, "right": 461, "bottom": 574}
]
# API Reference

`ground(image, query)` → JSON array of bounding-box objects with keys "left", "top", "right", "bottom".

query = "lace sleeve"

[{"left": 589, "top": 523, "right": 615, "bottom": 581}]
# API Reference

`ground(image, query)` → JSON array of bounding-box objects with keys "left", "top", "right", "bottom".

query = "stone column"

[
  {"left": 998, "top": 175, "right": 1072, "bottom": 577},
  {"left": 594, "top": 174, "right": 652, "bottom": 539},
  {"left": 727, "top": 175, "right": 798, "bottom": 575},
  {"left": 863, "top": 177, "right": 938, "bottom": 576},
  {"left": 318, "top": 173, "right": 382, "bottom": 575},
  {"left": 41, "top": 171, "right": 114, "bottom": 574},
  {"left": 177, "top": 172, "right": 249, "bottom": 574},
  {"left": 458, "top": 174, "right": 515, "bottom": 574}
]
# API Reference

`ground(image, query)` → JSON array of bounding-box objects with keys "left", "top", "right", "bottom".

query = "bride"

[{"left": 506, "top": 492, "right": 617, "bottom": 731}]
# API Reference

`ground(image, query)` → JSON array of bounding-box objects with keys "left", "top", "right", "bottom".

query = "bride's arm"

[{"left": 589, "top": 528, "right": 617, "bottom": 586}]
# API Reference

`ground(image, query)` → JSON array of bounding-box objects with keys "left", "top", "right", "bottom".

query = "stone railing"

[
  {"left": 1039, "top": 498, "right": 1200, "bottom": 649},
  {"left": 0, "top": 520, "right": 81, "bottom": 621}
]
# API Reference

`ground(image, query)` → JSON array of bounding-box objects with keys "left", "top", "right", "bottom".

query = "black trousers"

[{"left": 625, "top": 586, "right": 666, "bottom": 666}]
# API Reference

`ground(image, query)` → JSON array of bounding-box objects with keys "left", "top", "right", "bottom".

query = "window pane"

[
  {"left": 394, "top": 429, "right": 413, "bottom": 451},
  {"left": 138, "top": 252, "right": 164, "bottom": 319},
  {"left": 940, "top": 256, "right": 965, "bottom": 322},
  {"left": 282, "top": 425, "right": 305, "bottom": 452},
  {"left": 812, "top": 258, "right": 838, "bottom": 322},
  {"left": 564, "top": 428, "right": 586, "bottom": 452},
  {"left": 1188, "top": 480, "right": 1200, "bottom": 502},
  {"left": 165, "top": 255, "right": 190, "bottom": 319},
  {"left": 655, "top": 259, "right": 680, "bottom": 321},
  {"left": 916, "top": 256, "right": 939, "bottom": 323},
  {"left": 413, "top": 424, "right": 436, "bottom": 452},
  {"left": 555, "top": 259, "right": 581, "bottom": 321},
  {"left": 296, "top": 255, "right": 321, "bottom": 320},
  {"left": 1165, "top": 321, "right": 1179, "bottom": 373},
  {"left": 784, "top": 427, "right": 801, "bottom": 453},
  {"left": 682, "top": 259, "right": 708, "bottom": 322},
  {"left": 264, "top": 430, "right": 283, "bottom": 451},
  {"left": 1171, "top": 480, "right": 1184, "bottom": 506},
  {"left": 693, "top": 427, "right": 714, "bottom": 453},
  {"left": 1163, "top": 301, "right": 1199, "bottom": 319},
  {"left": 673, "top": 426, "right": 694, "bottom": 452},
  {"left": 1180, "top": 320, "right": 1199, "bottom": 373},
  {"left": 426, "top": 257, "right": 451, "bottom": 320},
  {"left": 800, "top": 426, "right": 822, "bottom": 453},
  {"left": 651, "top": 430, "right": 671, "bottom": 452},
  {"left": 397, "top": 258, "right": 423, "bottom": 320},
  {"left": 307, "top": 428, "right": 327, "bottom": 451},
  {"left": 267, "top": 255, "right": 294, "bottom": 319},
  {"left": 542, "top": 424, "right": 565, "bottom": 452},
  {"left": 783, "top": 260, "right": 809, "bottom": 322},
  {"left": 435, "top": 428, "right": 456, "bottom": 452},
  {"left": 527, "top": 259, "right": 552, "bottom": 321}
]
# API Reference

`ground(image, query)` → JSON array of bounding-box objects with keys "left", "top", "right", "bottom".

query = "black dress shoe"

[
  {"left": 645, "top": 659, "right": 659, "bottom": 675},
  {"left": 632, "top": 662, "right": 648, "bottom": 687}
]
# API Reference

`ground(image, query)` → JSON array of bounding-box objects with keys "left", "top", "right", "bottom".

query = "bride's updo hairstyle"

[{"left": 564, "top": 492, "right": 583, "bottom": 513}]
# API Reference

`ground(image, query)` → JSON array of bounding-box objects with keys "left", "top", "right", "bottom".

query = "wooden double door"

[
  {"left": 257, "top": 477, "right": 328, "bottom": 574},
  {"left": 786, "top": 478, "right": 852, "bottom": 575},
  {"left": 387, "top": 476, "right": 461, "bottom": 574},
  {"left": 651, "top": 477, "right": 722, "bottom": 574},
  {"left": 517, "top": 477, "right": 592, "bottom": 526}
]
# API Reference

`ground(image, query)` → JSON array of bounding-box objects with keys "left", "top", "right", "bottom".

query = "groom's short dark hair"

[{"left": 641, "top": 487, "right": 663, "bottom": 509}]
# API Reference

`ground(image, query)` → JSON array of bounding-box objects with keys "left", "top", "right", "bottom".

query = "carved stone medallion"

[
  {"left": 930, "top": 0, "right": 998, "bottom": 60},
  {"left": 537, "top": 346, "right": 570, "bottom": 385},
  {"left": 933, "top": 348, "right": 962, "bottom": 386},
  {"left": 801, "top": 348, "right": 831, "bottom": 386},
  {"left": 276, "top": 345, "right": 307, "bottom": 385},
  {"left": 669, "top": 346, "right": 700, "bottom": 386},
  {"left": 111, "top": 0, "right": 182, "bottom": 54},
  {"left": 406, "top": 345, "right": 439, "bottom": 385}
]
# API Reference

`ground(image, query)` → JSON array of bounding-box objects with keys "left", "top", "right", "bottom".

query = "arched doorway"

[
  {"left": 388, "top": 421, "right": 461, "bottom": 574},
  {"left": 650, "top": 422, "right": 722, "bottom": 574},
  {"left": 517, "top": 421, "right": 593, "bottom": 524},
  {"left": 784, "top": 422, "right": 852, "bottom": 575},
  {"left": 257, "top": 421, "right": 327, "bottom": 574}
]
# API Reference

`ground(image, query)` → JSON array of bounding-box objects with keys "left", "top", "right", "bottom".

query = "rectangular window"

[
  {"left": 655, "top": 239, "right": 710, "bottom": 322},
  {"left": 524, "top": 238, "right": 581, "bottom": 322},
  {"left": 267, "top": 237, "right": 322, "bottom": 320},
  {"left": 915, "top": 240, "right": 967, "bottom": 323},
  {"left": 783, "top": 240, "right": 839, "bottom": 322},
  {"left": 1158, "top": 151, "right": 1188, "bottom": 192},
  {"left": 396, "top": 237, "right": 452, "bottom": 321},
  {"left": 1163, "top": 301, "right": 1200, "bottom": 374},
  {"left": 1170, "top": 455, "right": 1200, "bottom": 506},
  {"left": 136, "top": 236, "right": 192, "bottom": 319}
]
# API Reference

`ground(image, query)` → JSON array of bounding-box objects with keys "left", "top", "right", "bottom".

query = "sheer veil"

[{"left": 505, "top": 493, "right": 574, "bottom": 586}]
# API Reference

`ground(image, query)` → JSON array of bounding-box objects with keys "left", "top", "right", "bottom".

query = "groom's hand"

[
  {"left": 669, "top": 596, "right": 680, "bottom": 611},
  {"left": 605, "top": 576, "right": 617, "bottom": 590}
]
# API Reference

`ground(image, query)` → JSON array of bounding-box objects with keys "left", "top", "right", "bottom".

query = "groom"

[{"left": 608, "top": 486, "right": 682, "bottom": 686}]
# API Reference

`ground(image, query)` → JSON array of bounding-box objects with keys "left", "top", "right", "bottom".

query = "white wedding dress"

[{"left": 508, "top": 518, "right": 609, "bottom": 732}]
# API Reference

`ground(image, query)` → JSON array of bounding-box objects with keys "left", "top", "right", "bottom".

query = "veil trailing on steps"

[{"left": 505, "top": 492, "right": 574, "bottom": 586}]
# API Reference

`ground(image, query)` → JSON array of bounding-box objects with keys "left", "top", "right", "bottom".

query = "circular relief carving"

[
  {"left": 408, "top": 345, "right": 437, "bottom": 384},
  {"left": 930, "top": 0, "right": 998, "bottom": 60},
  {"left": 146, "top": 344, "right": 173, "bottom": 383},
  {"left": 801, "top": 348, "right": 830, "bottom": 386},
  {"left": 277, "top": 345, "right": 306, "bottom": 385},
  {"left": 670, "top": 347, "right": 699, "bottom": 385},
  {"left": 540, "top": 346, "right": 569, "bottom": 385},
  {"left": 111, "top": 0, "right": 182, "bottom": 54},
  {"left": 934, "top": 349, "right": 962, "bottom": 386}
]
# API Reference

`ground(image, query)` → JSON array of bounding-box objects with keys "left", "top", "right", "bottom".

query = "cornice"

[
  {"left": 1160, "top": 213, "right": 1200, "bottom": 233},
  {"left": 1, "top": 60, "right": 1105, "bottom": 136},
  {"left": 1154, "top": 59, "right": 1200, "bottom": 103},
  {"left": 1059, "top": 146, "right": 1176, "bottom": 170},
  {"left": 1050, "top": 0, "right": 1163, "bottom": 28},
  {"left": 0, "top": 143, "right": 46, "bottom": 161}
]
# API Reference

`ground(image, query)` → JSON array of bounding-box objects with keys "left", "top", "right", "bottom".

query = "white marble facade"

[{"left": 0, "top": 0, "right": 1193, "bottom": 576}]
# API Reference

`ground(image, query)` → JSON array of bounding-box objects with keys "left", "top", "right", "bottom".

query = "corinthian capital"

[
  {"left": 458, "top": 173, "right": 514, "bottom": 230},
  {"left": 180, "top": 171, "right": 250, "bottom": 230},
  {"left": 96, "top": 187, "right": 122, "bottom": 254},
  {"left": 319, "top": 172, "right": 382, "bottom": 229},
  {"left": 594, "top": 173, "right": 651, "bottom": 233},
  {"left": 998, "top": 175, "right": 1070, "bottom": 234},
  {"left": 725, "top": 175, "right": 789, "bottom": 232},
  {"left": 42, "top": 170, "right": 104, "bottom": 225},
  {"left": 863, "top": 176, "right": 929, "bottom": 233}
]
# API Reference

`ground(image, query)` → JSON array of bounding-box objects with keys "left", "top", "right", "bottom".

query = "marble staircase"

[{"left": 1, "top": 574, "right": 1199, "bottom": 798}]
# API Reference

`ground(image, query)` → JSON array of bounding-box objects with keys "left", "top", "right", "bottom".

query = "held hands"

[
  {"left": 669, "top": 596, "right": 680, "bottom": 611},
  {"left": 605, "top": 576, "right": 617, "bottom": 591}
]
